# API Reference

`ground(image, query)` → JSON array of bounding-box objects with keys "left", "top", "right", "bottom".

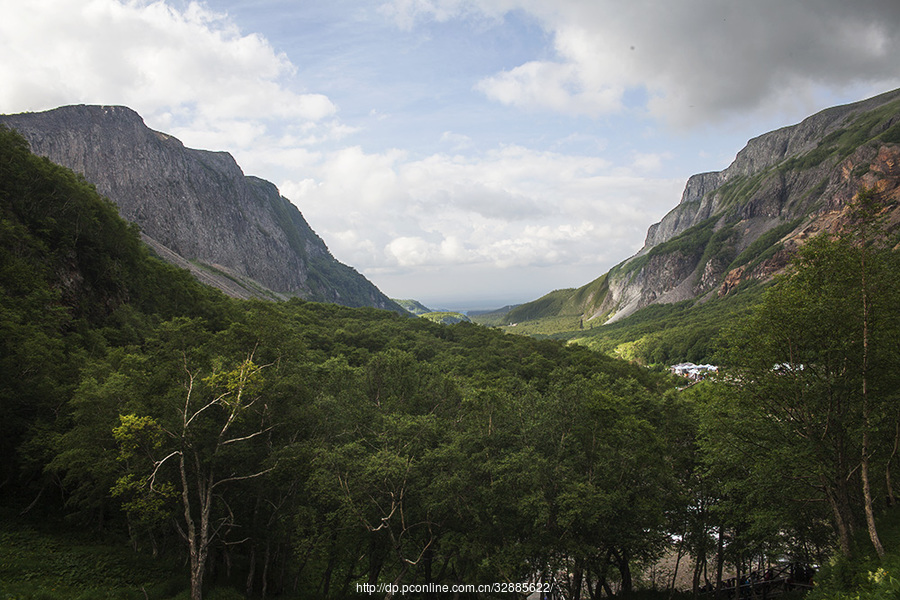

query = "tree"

[
  {"left": 706, "top": 188, "right": 900, "bottom": 558},
  {"left": 112, "top": 331, "right": 276, "bottom": 600}
]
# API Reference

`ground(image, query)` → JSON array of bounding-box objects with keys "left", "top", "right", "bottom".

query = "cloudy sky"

[{"left": 2, "top": 1, "right": 900, "bottom": 310}]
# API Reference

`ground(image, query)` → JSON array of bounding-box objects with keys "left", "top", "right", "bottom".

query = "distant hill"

[
  {"left": 499, "top": 88, "right": 900, "bottom": 362},
  {"left": 0, "top": 105, "right": 401, "bottom": 311},
  {"left": 394, "top": 299, "right": 434, "bottom": 315},
  {"left": 468, "top": 304, "right": 521, "bottom": 326},
  {"left": 420, "top": 311, "right": 471, "bottom": 325}
]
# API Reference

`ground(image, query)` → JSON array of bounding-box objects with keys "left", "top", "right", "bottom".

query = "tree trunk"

[
  {"left": 613, "top": 548, "right": 632, "bottom": 597},
  {"left": 571, "top": 562, "right": 583, "bottom": 600},
  {"left": 246, "top": 544, "right": 257, "bottom": 599},
  {"left": 824, "top": 481, "right": 853, "bottom": 557},
  {"left": 669, "top": 541, "right": 684, "bottom": 595},
  {"left": 858, "top": 202, "right": 885, "bottom": 557},
  {"left": 714, "top": 527, "right": 725, "bottom": 600},
  {"left": 861, "top": 426, "right": 885, "bottom": 556},
  {"left": 261, "top": 541, "right": 271, "bottom": 599}
]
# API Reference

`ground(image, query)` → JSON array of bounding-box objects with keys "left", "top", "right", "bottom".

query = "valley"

[{"left": 3, "top": 87, "right": 900, "bottom": 600}]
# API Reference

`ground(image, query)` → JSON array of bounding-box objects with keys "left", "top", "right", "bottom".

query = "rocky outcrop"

[
  {"left": 592, "top": 88, "right": 900, "bottom": 322},
  {"left": 643, "top": 172, "right": 726, "bottom": 248},
  {"left": 0, "top": 105, "right": 400, "bottom": 310},
  {"left": 643, "top": 89, "right": 900, "bottom": 252}
]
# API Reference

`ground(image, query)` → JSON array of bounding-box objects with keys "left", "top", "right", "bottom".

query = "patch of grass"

[
  {"left": 647, "top": 217, "right": 718, "bottom": 261},
  {"left": 880, "top": 121, "right": 900, "bottom": 144},
  {"left": 0, "top": 527, "right": 184, "bottom": 600},
  {"left": 807, "top": 506, "right": 900, "bottom": 600},
  {"left": 499, "top": 314, "right": 585, "bottom": 336},
  {"left": 420, "top": 311, "right": 470, "bottom": 325},
  {"left": 714, "top": 173, "right": 767, "bottom": 209}
]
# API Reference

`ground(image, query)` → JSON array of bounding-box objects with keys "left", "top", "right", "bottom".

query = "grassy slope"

[{"left": 393, "top": 298, "right": 433, "bottom": 315}]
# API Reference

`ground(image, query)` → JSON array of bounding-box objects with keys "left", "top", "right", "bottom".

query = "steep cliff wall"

[
  {"left": 505, "top": 87, "right": 900, "bottom": 328},
  {"left": 595, "top": 88, "right": 900, "bottom": 322},
  {"left": 0, "top": 105, "right": 399, "bottom": 310}
]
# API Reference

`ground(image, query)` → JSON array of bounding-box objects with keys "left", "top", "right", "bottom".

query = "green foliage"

[
  {"left": 0, "top": 526, "right": 184, "bottom": 599},
  {"left": 694, "top": 192, "right": 900, "bottom": 597},
  {"left": 419, "top": 310, "right": 470, "bottom": 324},
  {"left": 808, "top": 508, "right": 900, "bottom": 600}
]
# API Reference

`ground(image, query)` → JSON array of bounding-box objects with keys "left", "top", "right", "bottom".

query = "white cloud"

[
  {"left": 440, "top": 131, "right": 473, "bottom": 150},
  {"left": 631, "top": 152, "right": 670, "bottom": 173},
  {"left": 281, "top": 144, "right": 682, "bottom": 278},
  {"left": 0, "top": 0, "right": 338, "bottom": 152}
]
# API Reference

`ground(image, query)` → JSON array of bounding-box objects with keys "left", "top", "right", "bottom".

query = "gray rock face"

[
  {"left": 643, "top": 88, "right": 900, "bottom": 253},
  {"left": 601, "top": 87, "right": 900, "bottom": 322},
  {"left": 0, "top": 105, "right": 399, "bottom": 310},
  {"left": 643, "top": 171, "right": 726, "bottom": 248}
]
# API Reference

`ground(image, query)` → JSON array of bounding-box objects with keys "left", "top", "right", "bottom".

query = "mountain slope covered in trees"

[{"left": 0, "top": 124, "right": 682, "bottom": 599}]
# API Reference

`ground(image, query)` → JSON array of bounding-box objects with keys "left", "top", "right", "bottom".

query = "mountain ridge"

[
  {"left": 503, "top": 87, "right": 900, "bottom": 339},
  {"left": 0, "top": 105, "right": 401, "bottom": 311}
]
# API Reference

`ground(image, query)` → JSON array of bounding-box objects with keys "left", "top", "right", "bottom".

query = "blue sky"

[{"left": 2, "top": 1, "right": 900, "bottom": 310}]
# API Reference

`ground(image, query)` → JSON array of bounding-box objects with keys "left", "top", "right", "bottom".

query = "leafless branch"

[
  {"left": 211, "top": 466, "right": 276, "bottom": 491},
  {"left": 222, "top": 425, "right": 276, "bottom": 445},
  {"left": 149, "top": 450, "right": 182, "bottom": 491}
]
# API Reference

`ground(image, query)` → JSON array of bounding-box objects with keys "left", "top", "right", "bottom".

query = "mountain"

[
  {"left": 419, "top": 311, "right": 471, "bottom": 325},
  {"left": 504, "top": 88, "right": 900, "bottom": 337},
  {"left": 0, "top": 105, "right": 400, "bottom": 311},
  {"left": 394, "top": 299, "right": 434, "bottom": 315}
]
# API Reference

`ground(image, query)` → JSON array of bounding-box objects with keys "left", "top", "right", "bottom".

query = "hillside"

[
  {"left": 499, "top": 88, "right": 900, "bottom": 361},
  {"left": 394, "top": 298, "right": 434, "bottom": 315},
  {"left": 0, "top": 105, "right": 400, "bottom": 311}
]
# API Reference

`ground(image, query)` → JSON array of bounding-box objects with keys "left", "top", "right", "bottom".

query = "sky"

[{"left": 2, "top": 1, "right": 900, "bottom": 310}]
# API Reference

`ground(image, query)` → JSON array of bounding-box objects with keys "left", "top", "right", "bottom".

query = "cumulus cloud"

[
  {"left": 281, "top": 145, "right": 681, "bottom": 279},
  {"left": 384, "top": 0, "right": 900, "bottom": 127},
  {"left": 0, "top": 0, "right": 338, "bottom": 151}
]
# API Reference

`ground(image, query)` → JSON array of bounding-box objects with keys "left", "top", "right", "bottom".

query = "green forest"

[{"left": 2, "top": 123, "right": 900, "bottom": 600}]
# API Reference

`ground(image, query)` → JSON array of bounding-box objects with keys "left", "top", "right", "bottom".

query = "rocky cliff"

[
  {"left": 0, "top": 105, "right": 400, "bottom": 310},
  {"left": 507, "top": 87, "right": 900, "bottom": 327}
]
